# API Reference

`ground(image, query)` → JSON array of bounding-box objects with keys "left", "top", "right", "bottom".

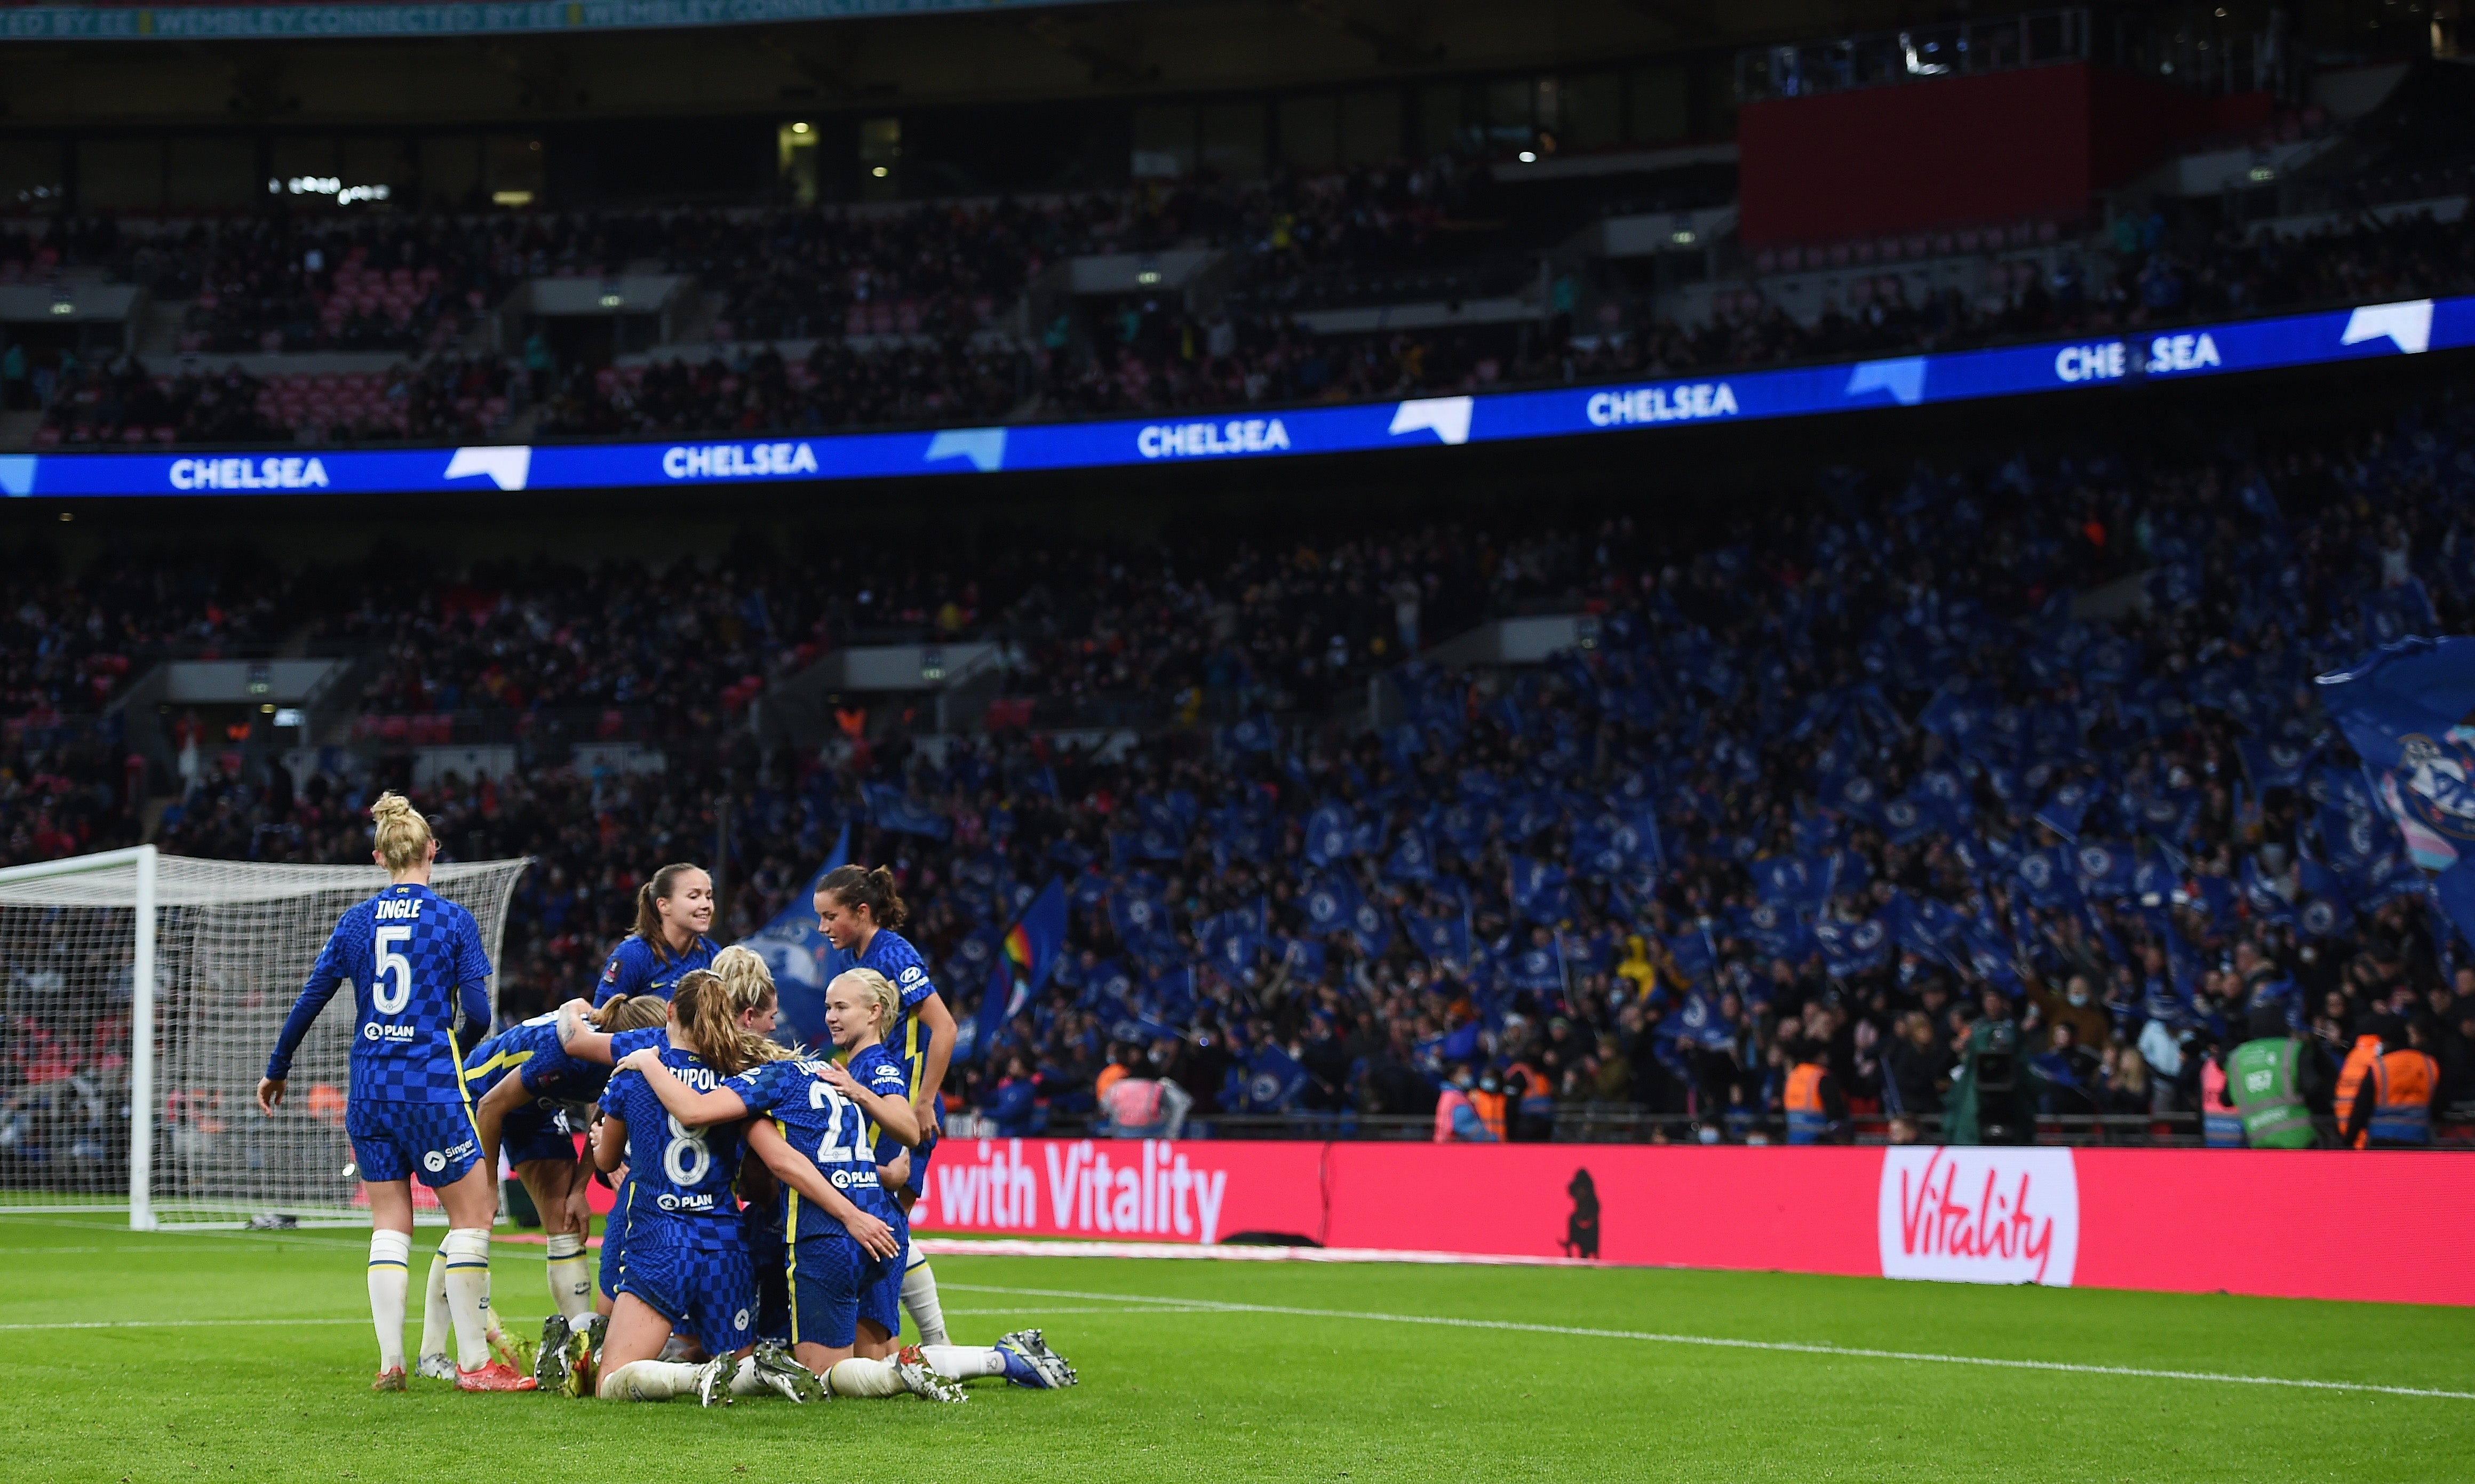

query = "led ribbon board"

[{"left": 8, "top": 296, "right": 2462, "bottom": 498}]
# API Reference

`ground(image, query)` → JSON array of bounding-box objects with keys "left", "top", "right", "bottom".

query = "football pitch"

[{"left": 1, "top": 1214, "right": 2469, "bottom": 1483}]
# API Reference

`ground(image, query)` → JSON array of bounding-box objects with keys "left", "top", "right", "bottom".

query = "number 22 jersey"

[{"left": 727, "top": 1042, "right": 909, "bottom": 1233}]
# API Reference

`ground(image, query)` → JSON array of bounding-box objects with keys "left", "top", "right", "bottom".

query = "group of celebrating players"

[{"left": 256, "top": 792, "right": 1077, "bottom": 1404}]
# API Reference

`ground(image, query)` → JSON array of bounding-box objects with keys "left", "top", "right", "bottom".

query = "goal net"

[{"left": 0, "top": 846, "right": 528, "bottom": 1228}]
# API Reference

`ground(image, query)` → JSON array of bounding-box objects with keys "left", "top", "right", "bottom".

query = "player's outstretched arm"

[
  {"left": 555, "top": 998, "right": 619, "bottom": 1064},
  {"left": 746, "top": 1119, "right": 900, "bottom": 1260},
  {"left": 614, "top": 1047, "right": 751, "bottom": 1128},
  {"left": 261, "top": 929, "right": 353, "bottom": 1114},
  {"left": 821, "top": 1060, "right": 922, "bottom": 1147}
]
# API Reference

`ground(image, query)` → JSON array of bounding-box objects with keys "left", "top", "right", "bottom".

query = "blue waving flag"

[
  {"left": 863, "top": 784, "right": 950, "bottom": 840},
  {"left": 1739, "top": 899, "right": 1813, "bottom": 963},
  {"left": 2072, "top": 840, "right": 2137, "bottom": 902},
  {"left": 1503, "top": 939, "right": 1565, "bottom": 993},
  {"left": 1276, "top": 936, "right": 1327, "bottom": 982},
  {"left": 1301, "top": 872, "right": 1363, "bottom": 937},
  {"left": 1238, "top": 1046, "right": 1309, "bottom": 1113},
  {"left": 1404, "top": 909, "right": 1471, "bottom": 964},
  {"left": 1383, "top": 827, "right": 1436, "bottom": 883},
  {"left": 1668, "top": 991, "right": 1736, "bottom": 1050},
  {"left": 2319, "top": 636, "right": 2475, "bottom": 872},
  {"left": 1664, "top": 927, "right": 1715, "bottom": 984},
  {"left": 1880, "top": 794, "right": 1937, "bottom": 847},
  {"left": 1224, "top": 713, "right": 1279, "bottom": 754},
  {"left": 2013, "top": 845, "right": 2080, "bottom": 909},
  {"left": 2238, "top": 737, "right": 2311, "bottom": 793},
  {"left": 2033, "top": 780, "right": 2093, "bottom": 841},
  {"left": 1812, "top": 916, "right": 1891, "bottom": 978},
  {"left": 959, "top": 876, "right": 1069, "bottom": 1064},
  {"left": 1958, "top": 924, "right": 2023, "bottom": 992},
  {"left": 1756, "top": 856, "right": 1827, "bottom": 917},
  {"left": 736, "top": 822, "right": 852, "bottom": 1049},
  {"left": 1303, "top": 802, "right": 1355, "bottom": 867},
  {"left": 1509, "top": 857, "right": 1575, "bottom": 925}
]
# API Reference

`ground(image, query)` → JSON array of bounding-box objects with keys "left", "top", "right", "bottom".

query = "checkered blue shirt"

[{"left": 267, "top": 883, "right": 491, "bottom": 1105}]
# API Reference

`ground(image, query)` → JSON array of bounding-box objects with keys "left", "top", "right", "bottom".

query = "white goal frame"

[{"left": 0, "top": 844, "right": 527, "bottom": 1230}]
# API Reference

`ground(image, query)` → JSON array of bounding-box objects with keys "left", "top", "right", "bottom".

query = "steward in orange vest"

[
  {"left": 1783, "top": 1041, "right": 1849, "bottom": 1144},
  {"left": 2333, "top": 1022, "right": 2392, "bottom": 1151},
  {"left": 2344, "top": 1016, "right": 2441, "bottom": 1148}
]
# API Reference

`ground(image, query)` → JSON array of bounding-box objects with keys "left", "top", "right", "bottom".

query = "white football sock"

[
  {"left": 825, "top": 1357, "right": 904, "bottom": 1398},
  {"left": 598, "top": 1359, "right": 702, "bottom": 1401},
  {"left": 416, "top": 1243, "right": 451, "bottom": 1366},
  {"left": 545, "top": 1233, "right": 594, "bottom": 1322},
  {"left": 728, "top": 1355, "right": 767, "bottom": 1396},
  {"left": 367, "top": 1230, "right": 411, "bottom": 1373},
  {"left": 919, "top": 1344, "right": 1005, "bottom": 1379},
  {"left": 901, "top": 1254, "right": 948, "bottom": 1346},
  {"left": 441, "top": 1227, "right": 494, "bottom": 1371}
]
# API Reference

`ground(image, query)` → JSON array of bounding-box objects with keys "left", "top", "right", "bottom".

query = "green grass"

[{"left": 1, "top": 1212, "right": 2469, "bottom": 1483}]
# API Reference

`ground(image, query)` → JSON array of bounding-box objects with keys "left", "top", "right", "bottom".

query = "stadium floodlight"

[{"left": 0, "top": 845, "right": 526, "bottom": 1231}]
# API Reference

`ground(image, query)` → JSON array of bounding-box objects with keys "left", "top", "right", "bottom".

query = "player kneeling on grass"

[
  {"left": 431, "top": 993, "right": 671, "bottom": 1385},
  {"left": 580, "top": 968, "right": 810, "bottom": 1406},
  {"left": 623, "top": 967, "right": 1071, "bottom": 1399},
  {"left": 548, "top": 949, "right": 789, "bottom": 1387}
]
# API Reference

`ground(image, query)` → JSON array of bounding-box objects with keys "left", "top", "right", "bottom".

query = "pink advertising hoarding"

[{"left": 916, "top": 1138, "right": 2475, "bottom": 1307}]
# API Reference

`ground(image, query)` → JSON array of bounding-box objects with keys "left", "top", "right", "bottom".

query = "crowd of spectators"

[
  {"left": 4, "top": 169, "right": 2469, "bottom": 447},
  {"left": 539, "top": 338, "right": 1022, "bottom": 438},
  {"left": 11, "top": 373, "right": 2475, "bottom": 1149}
]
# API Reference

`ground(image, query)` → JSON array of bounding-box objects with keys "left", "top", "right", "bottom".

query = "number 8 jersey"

[
  {"left": 601, "top": 1041, "right": 746, "bottom": 1246},
  {"left": 267, "top": 881, "right": 492, "bottom": 1105}
]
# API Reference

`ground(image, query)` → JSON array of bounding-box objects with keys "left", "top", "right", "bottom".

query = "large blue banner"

[{"left": 7, "top": 296, "right": 2463, "bottom": 499}]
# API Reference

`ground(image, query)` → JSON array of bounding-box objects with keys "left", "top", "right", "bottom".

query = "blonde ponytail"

[
  {"left": 672, "top": 954, "right": 790, "bottom": 1076},
  {"left": 370, "top": 792, "right": 434, "bottom": 873}
]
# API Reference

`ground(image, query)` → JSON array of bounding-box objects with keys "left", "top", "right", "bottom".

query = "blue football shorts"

[
  {"left": 615, "top": 1238, "right": 755, "bottom": 1359},
  {"left": 346, "top": 1099, "right": 481, "bottom": 1188}
]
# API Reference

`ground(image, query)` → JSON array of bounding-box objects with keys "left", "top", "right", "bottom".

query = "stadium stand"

[
  {"left": 7, "top": 380, "right": 2475, "bottom": 1145},
  {"left": 6, "top": 166, "right": 2469, "bottom": 446}
]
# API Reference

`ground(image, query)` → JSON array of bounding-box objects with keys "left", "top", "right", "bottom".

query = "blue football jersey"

[
  {"left": 594, "top": 934, "right": 720, "bottom": 1007},
  {"left": 601, "top": 1041, "right": 745, "bottom": 1248},
  {"left": 268, "top": 883, "right": 491, "bottom": 1105},
  {"left": 854, "top": 929, "right": 937, "bottom": 1097},
  {"left": 462, "top": 1014, "right": 609, "bottom": 1106},
  {"left": 728, "top": 1043, "right": 908, "bottom": 1233}
]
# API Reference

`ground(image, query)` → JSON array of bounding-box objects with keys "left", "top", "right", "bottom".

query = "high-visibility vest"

[
  {"left": 2369, "top": 1049, "right": 2439, "bottom": 1145},
  {"left": 2228, "top": 1038, "right": 2311, "bottom": 1149},
  {"left": 1785, "top": 1063, "right": 1830, "bottom": 1144},
  {"left": 2334, "top": 1035, "right": 2385, "bottom": 1150},
  {"left": 1469, "top": 1089, "right": 1508, "bottom": 1143}
]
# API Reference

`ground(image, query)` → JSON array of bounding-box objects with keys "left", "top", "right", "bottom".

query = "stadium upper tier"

[
  {"left": 7, "top": 174, "right": 2468, "bottom": 459},
  {"left": 4, "top": 375, "right": 2475, "bottom": 1137}
]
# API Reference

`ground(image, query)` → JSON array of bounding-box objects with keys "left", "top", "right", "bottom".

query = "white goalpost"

[{"left": 0, "top": 845, "right": 528, "bottom": 1230}]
